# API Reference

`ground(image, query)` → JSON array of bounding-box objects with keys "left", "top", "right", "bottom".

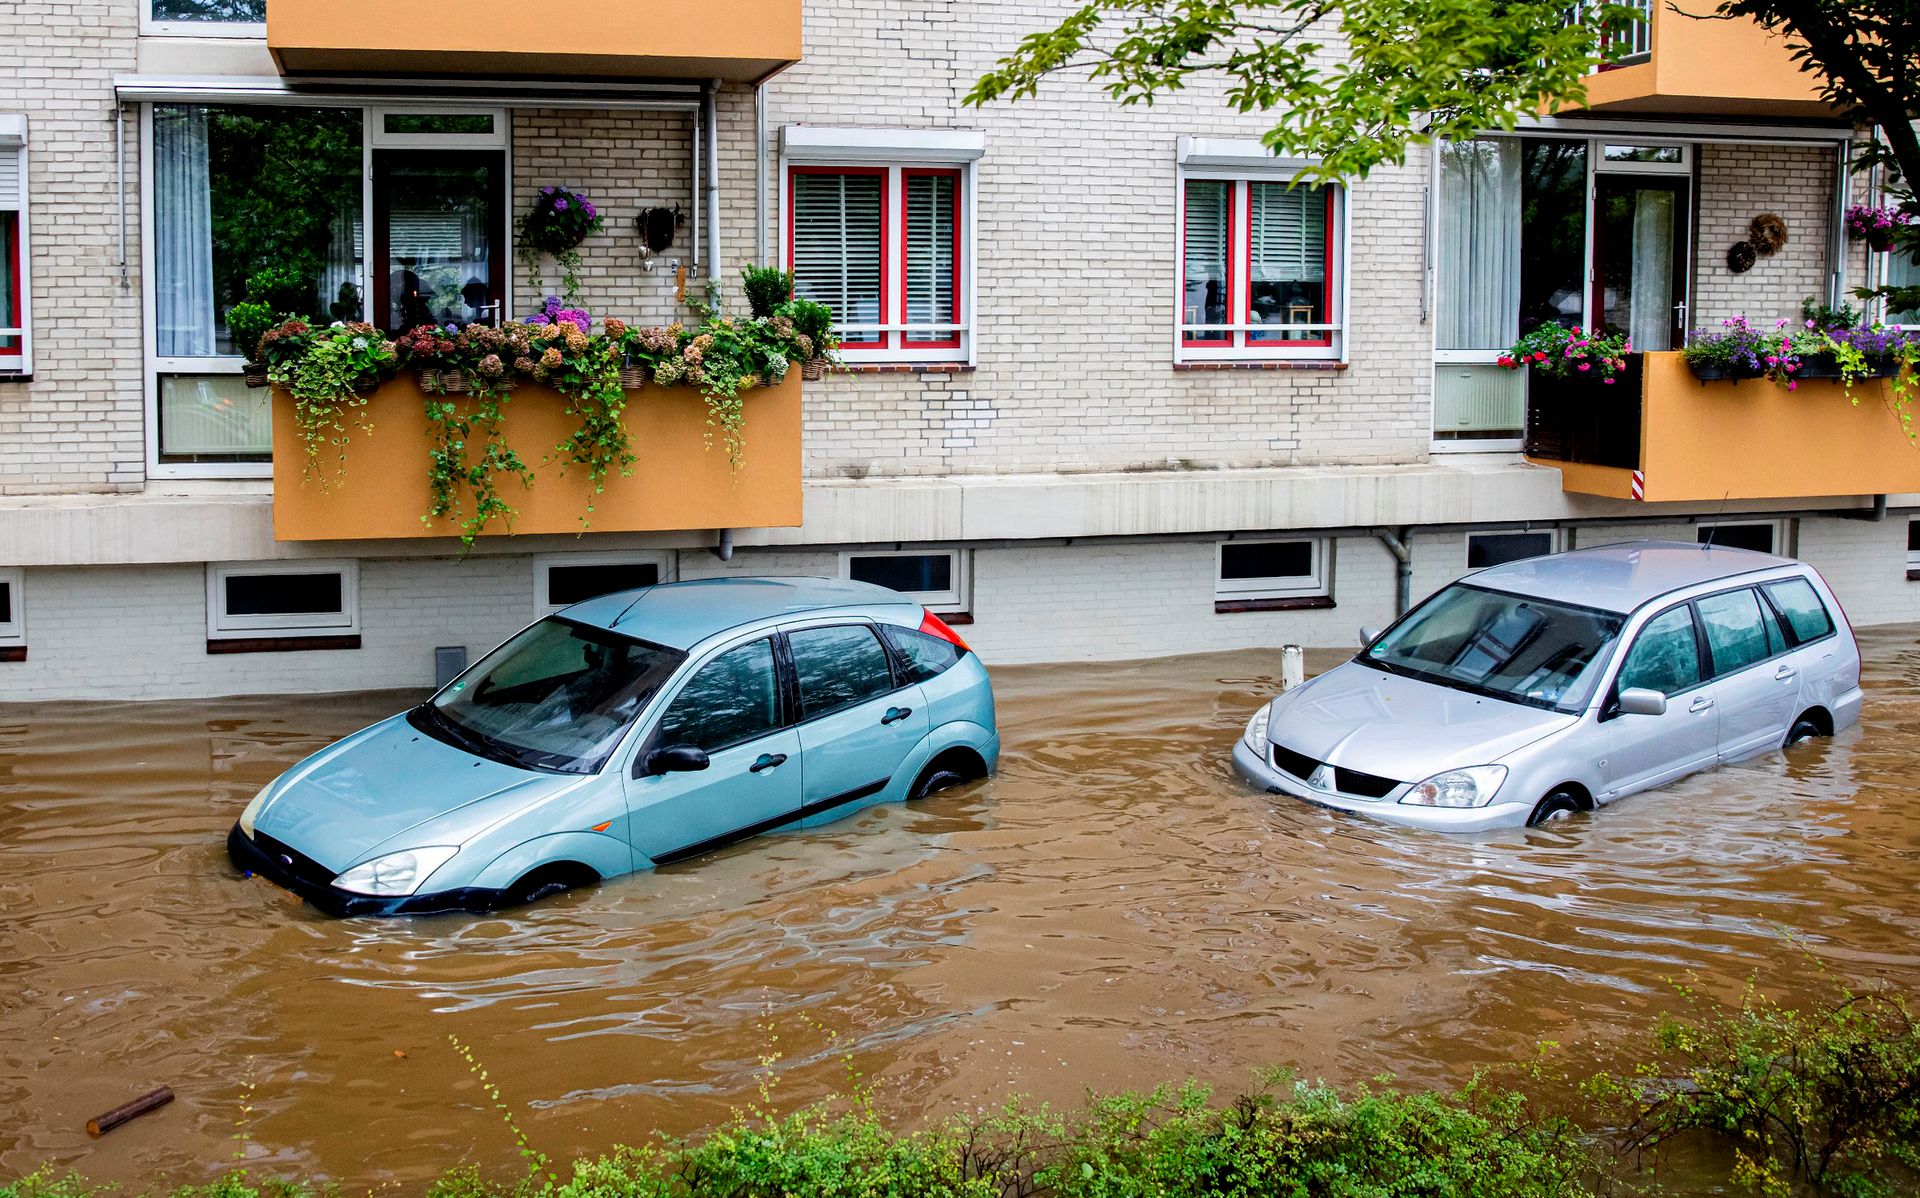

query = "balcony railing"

[
  {"left": 1526, "top": 352, "right": 1920, "bottom": 503},
  {"left": 271, "top": 373, "right": 803, "bottom": 541}
]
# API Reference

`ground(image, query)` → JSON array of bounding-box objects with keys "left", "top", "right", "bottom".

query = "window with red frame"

[
  {"left": 1180, "top": 177, "right": 1338, "bottom": 356},
  {"left": 0, "top": 133, "right": 22, "bottom": 373},
  {"left": 788, "top": 165, "right": 964, "bottom": 358}
]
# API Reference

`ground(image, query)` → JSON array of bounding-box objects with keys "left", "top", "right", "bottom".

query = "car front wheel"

[{"left": 1527, "top": 790, "right": 1582, "bottom": 827}]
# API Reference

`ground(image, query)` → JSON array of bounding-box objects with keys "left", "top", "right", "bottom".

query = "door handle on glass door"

[
  {"left": 749, "top": 753, "right": 787, "bottom": 773},
  {"left": 881, "top": 707, "right": 913, "bottom": 725},
  {"left": 1689, "top": 696, "right": 1715, "bottom": 713}
]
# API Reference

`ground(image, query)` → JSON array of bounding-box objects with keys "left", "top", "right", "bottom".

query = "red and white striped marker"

[{"left": 1630, "top": 469, "right": 1645, "bottom": 501}]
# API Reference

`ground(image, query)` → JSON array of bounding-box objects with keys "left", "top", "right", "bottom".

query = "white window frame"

[
  {"left": 779, "top": 127, "right": 981, "bottom": 367},
  {"left": 1465, "top": 528, "right": 1565, "bottom": 570},
  {"left": 533, "top": 550, "right": 672, "bottom": 617},
  {"left": 143, "top": 101, "right": 511, "bottom": 480},
  {"left": 0, "top": 115, "right": 29, "bottom": 377},
  {"left": 141, "top": 1, "right": 266, "bottom": 37},
  {"left": 1696, "top": 518, "right": 1790, "bottom": 556},
  {"left": 1174, "top": 138, "right": 1348, "bottom": 365},
  {"left": 0, "top": 567, "right": 24, "bottom": 648},
  {"left": 840, "top": 548, "right": 969, "bottom": 610},
  {"left": 206, "top": 559, "right": 359, "bottom": 639},
  {"left": 1215, "top": 537, "right": 1330, "bottom": 601},
  {"left": 1908, "top": 519, "right": 1920, "bottom": 576}
]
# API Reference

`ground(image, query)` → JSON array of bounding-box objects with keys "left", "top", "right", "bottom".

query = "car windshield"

[
  {"left": 416, "top": 618, "right": 686, "bottom": 774},
  {"left": 1357, "top": 583, "right": 1625, "bottom": 712}
]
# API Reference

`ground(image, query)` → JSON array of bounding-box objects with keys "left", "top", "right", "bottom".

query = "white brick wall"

[{"left": 1692, "top": 143, "right": 1837, "bottom": 330}]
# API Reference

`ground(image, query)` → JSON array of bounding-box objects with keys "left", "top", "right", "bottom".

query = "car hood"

[
  {"left": 1266, "top": 661, "right": 1576, "bottom": 783},
  {"left": 249, "top": 713, "right": 584, "bottom": 873}
]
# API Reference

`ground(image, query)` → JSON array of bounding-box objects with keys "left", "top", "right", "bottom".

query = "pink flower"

[
  {"left": 1602, "top": 377, "right": 1616, "bottom": 385},
  {"left": 1577, "top": 362, "right": 1591, "bottom": 371}
]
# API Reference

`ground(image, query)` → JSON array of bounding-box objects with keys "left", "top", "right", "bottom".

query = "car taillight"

[{"left": 920, "top": 610, "right": 971, "bottom": 653}]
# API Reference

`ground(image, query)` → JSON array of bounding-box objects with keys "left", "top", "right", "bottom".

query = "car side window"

[
  {"left": 654, "top": 638, "right": 781, "bottom": 754},
  {"left": 1762, "top": 577, "right": 1835, "bottom": 646},
  {"left": 881, "top": 625, "right": 962, "bottom": 684},
  {"left": 1617, "top": 606, "right": 1702, "bottom": 696},
  {"left": 1697, "top": 588, "right": 1774, "bottom": 676},
  {"left": 788, "top": 624, "right": 897, "bottom": 719}
]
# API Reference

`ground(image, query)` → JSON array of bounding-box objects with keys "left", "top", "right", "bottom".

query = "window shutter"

[
  {"left": 1250, "top": 182, "right": 1326, "bottom": 285},
  {"left": 904, "top": 173, "right": 955, "bottom": 337},
  {"left": 388, "top": 209, "right": 463, "bottom": 259},
  {"left": 1184, "top": 180, "right": 1230, "bottom": 293},
  {"left": 0, "top": 148, "right": 19, "bottom": 210},
  {"left": 791, "top": 172, "right": 883, "bottom": 333}
]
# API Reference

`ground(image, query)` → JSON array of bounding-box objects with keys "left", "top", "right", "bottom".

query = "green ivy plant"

[
  {"left": 263, "top": 320, "right": 393, "bottom": 488},
  {"left": 530, "top": 317, "right": 636, "bottom": 527},
  {"left": 417, "top": 325, "right": 533, "bottom": 548}
]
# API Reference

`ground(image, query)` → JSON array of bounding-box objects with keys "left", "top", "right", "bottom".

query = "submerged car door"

[
  {"left": 783, "top": 622, "right": 929, "bottom": 814},
  {"left": 1601, "top": 603, "right": 1719, "bottom": 798},
  {"left": 624, "top": 636, "right": 804, "bottom": 865},
  {"left": 1695, "top": 587, "right": 1800, "bottom": 761}
]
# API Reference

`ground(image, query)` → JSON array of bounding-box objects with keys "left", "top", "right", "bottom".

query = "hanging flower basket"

[
  {"left": 1846, "top": 204, "right": 1910, "bottom": 252},
  {"left": 801, "top": 357, "right": 827, "bottom": 381},
  {"left": 243, "top": 363, "right": 271, "bottom": 389},
  {"left": 619, "top": 363, "right": 648, "bottom": 390}
]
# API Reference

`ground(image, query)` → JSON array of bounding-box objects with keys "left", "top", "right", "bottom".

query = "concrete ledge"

[{"left": 1, "top": 465, "right": 1911, "bottom": 567}]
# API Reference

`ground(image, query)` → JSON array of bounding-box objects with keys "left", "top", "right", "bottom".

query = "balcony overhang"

[
  {"left": 265, "top": 0, "right": 801, "bottom": 83},
  {"left": 1558, "top": 0, "right": 1843, "bottom": 121}
]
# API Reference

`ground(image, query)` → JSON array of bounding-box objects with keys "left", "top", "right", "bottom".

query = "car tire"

[
  {"left": 1785, "top": 716, "right": 1825, "bottom": 747},
  {"left": 503, "top": 866, "right": 592, "bottom": 908},
  {"left": 1527, "top": 791, "right": 1582, "bottom": 827},
  {"left": 909, "top": 767, "right": 968, "bottom": 802}
]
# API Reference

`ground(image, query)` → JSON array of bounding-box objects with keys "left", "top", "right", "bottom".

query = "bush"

[
  {"left": 225, "top": 300, "right": 278, "bottom": 363},
  {"left": 740, "top": 266, "right": 794, "bottom": 319}
]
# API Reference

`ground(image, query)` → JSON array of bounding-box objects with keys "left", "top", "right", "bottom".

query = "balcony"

[
  {"left": 270, "top": 374, "right": 802, "bottom": 541},
  {"left": 1565, "top": 0, "right": 1838, "bottom": 119},
  {"left": 265, "top": 0, "right": 801, "bottom": 82},
  {"left": 1526, "top": 352, "right": 1920, "bottom": 502}
]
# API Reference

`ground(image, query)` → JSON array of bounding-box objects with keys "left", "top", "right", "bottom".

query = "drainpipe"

[
  {"left": 713, "top": 528, "right": 735, "bottom": 561},
  {"left": 1376, "top": 528, "right": 1414, "bottom": 616},
  {"left": 755, "top": 82, "right": 768, "bottom": 267},
  {"left": 1837, "top": 494, "right": 1889, "bottom": 522},
  {"left": 705, "top": 79, "right": 722, "bottom": 284},
  {"left": 116, "top": 103, "right": 128, "bottom": 289}
]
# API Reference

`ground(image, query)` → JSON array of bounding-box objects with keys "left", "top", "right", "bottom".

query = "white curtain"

[
  {"left": 154, "top": 105, "right": 216, "bottom": 357},
  {"left": 1627, "top": 188, "right": 1675, "bottom": 350},
  {"left": 1436, "top": 140, "right": 1521, "bottom": 350}
]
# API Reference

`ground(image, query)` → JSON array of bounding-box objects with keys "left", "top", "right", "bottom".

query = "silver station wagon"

[{"left": 1233, "top": 541, "right": 1862, "bottom": 831}]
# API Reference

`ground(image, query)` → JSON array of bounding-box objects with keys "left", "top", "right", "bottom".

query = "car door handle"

[
  {"left": 1689, "top": 696, "right": 1715, "bottom": 713},
  {"left": 1775, "top": 665, "right": 1798, "bottom": 682},
  {"left": 881, "top": 706, "right": 913, "bottom": 725},
  {"left": 749, "top": 753, "right": 787, "bottom": 773}
]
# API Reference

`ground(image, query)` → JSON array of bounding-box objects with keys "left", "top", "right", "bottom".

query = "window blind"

[
  {"left": 792, "top": 172, "right": 883, "bottom": 330},
  {"left": 1184, "top": 180, "right": 1230, "bottom": 290},
  {"left": 1249, "top": 182, "right": 1326, "bottom": 284},
  {"left": 0, "top": 148, "right": 19, "bottom": 209},
  {"left": 388, "top": 209, "right": 463, "bottom": 259},
  {"left": 904, "top": 174, "right": 955, "bottom": 335}
]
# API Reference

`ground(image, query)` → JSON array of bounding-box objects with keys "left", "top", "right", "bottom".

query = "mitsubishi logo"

[{"left": 1308, "top": 764, "right": 1334, "bottom": 791}]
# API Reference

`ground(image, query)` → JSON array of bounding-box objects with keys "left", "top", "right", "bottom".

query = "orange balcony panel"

[
  {"left": 271, "top": 374, "right": 802, "bottom": 541},
  {"left": 1528, "top": 352, "right": 1920, "bottom": 503},
  {"left": 1565, "top": 0, "right": 1837, "bottom": 119},
  {"left": 266, "top": 0, "right": 801, "bottom": 82}
]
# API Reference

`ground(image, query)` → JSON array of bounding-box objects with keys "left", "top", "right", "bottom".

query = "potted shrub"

[
  {"left": 1499, "top": 323, "right": 1632, "bottom": 384},
  {"left": 773, "top": 296, "right": 840, "bottom": 380},
  {"left": 741, "top": 265, "right": 795, "bottom": 319},
  {"left": 227, "top": 300, "right": 278, "bottom": 387}
]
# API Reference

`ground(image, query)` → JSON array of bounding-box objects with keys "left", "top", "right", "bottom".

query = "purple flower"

[
  {"left": 583, "top": 201, "right": 597, "bottom": 219},
  {"left": 555, "top": 198, "right": 569, "bottom": 211},
  {"left": 541, "top": 186, "right": 555, "bottom": 196}
]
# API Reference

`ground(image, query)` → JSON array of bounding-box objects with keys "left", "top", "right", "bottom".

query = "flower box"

[{"left": 271, "top": 372, "right": 802, "bottom": 541}]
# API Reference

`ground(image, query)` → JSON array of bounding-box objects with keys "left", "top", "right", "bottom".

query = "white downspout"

[
  {"left": 705, "top": 79, "right": 722, "bottom": 284},
  {"left": 755, "top": 82, "right": 768, "bottom": 267}
]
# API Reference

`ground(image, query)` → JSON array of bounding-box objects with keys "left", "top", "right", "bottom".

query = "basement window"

[
  {"left": 534, "top": 552, "right": 667, "bottom": 616},
  {"left": 1215, "top": 538, "right": 1331, "bottom": 610},
  {"left": 1467, "top": 530, "right": 1558, "bottom": 569},
  {"left": 1908, "top": 521, "right": 1919, "bottom": 580},
  {"left": 1697, "top": 520, "right": 1785, "bottom": 555},
  {"left": 207, "top": 561, "right": 359, "bottom": 650},
  {"left": 0, "top": 568, "right": 24, "bottom": 660},
  {"left": 842, "top": 549, "right": 968, "bottom": 611}
]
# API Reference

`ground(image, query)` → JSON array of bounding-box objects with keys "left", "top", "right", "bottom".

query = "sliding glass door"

[
  {"left": 1593, "top": 176, "right": 1690, "bottom": 352},
  {"left": 372, "top": 149, "right": 506, "bottom": 332}
]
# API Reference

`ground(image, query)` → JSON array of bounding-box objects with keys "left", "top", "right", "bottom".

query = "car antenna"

[
  {"left": 1700, "top": 490, "right": 1732, "bottom": 550},
  {"left": 612, "top": 584, "right": 660, "bottom": 628}
]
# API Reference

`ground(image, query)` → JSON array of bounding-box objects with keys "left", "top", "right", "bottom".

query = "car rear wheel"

[
  {"left": 1785, "top": 716, "right": 1825, "bottom": 747},
  {"left": 1527, "top": 790, "right": 1582, "bottom": 827},
  {"left": 909, "top": 767, "right": 969, "bottom": 802}
]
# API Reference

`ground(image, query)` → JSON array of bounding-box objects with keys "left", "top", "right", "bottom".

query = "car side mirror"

[
  {"left": 1617, "top": 687, "right": 1668, "bottom": 717},
  {"left": 642, "top": 744, "right": 711, "bottom": 776},
  {"left": 1358, "top": 626, "right": 1381, "bottom": 649}
]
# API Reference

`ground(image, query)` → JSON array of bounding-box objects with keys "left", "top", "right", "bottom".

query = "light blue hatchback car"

[{"left": 228, "top": 577, "right": 999, "bottom": 915}]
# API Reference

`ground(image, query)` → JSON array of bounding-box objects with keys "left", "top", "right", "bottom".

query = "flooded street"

[{"left": 4, "top": 627, "right": 1920, "bottom": 1187}]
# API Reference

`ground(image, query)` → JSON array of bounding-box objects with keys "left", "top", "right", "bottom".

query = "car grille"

[
  {"left": 250, "top": 831, "right": 337, "bottom": 889},
  {"left": 1268, "top": 742, "right": 1403, "bottom": 800}
]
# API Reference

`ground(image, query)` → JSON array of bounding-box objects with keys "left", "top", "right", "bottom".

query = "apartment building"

[{"left": 0, "top": 0, "right": 1914, "bottom": 700}]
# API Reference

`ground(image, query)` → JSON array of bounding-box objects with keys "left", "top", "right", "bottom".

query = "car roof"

[
  {"left": 559, "top": 575, "right": 921, "bottom": 649},
  {"left": 1468, "top": 540, "right": 1800, "bottom": 613}
]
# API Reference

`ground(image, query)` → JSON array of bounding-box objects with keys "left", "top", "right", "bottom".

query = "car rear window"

[
  {"left": 1762, "top": 577, "right": 1835, "bottom": 646},
  {"left": 881, "top": 624, "right": 963, "bottom": 684},
  {"left": 788, "top": 624, "right": 897, "bottom": 719}
]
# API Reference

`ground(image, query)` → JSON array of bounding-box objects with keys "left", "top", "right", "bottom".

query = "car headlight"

[
  {"left": 1399, "top": 765, "right": 1508, "bottom": 809},
  {"left": 238, "top": 784, "right": 273, "bottom": 839},
  {"left": 332, "top": 846, "right": 460, "bottom": 897},
  {"left": 1243, "top": 701, "right": 1272, "bottom": 752}
]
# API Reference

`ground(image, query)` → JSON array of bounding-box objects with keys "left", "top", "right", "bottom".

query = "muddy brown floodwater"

[{"left": 4, "top": 628, "right": 1920, "bottom": 1186}]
